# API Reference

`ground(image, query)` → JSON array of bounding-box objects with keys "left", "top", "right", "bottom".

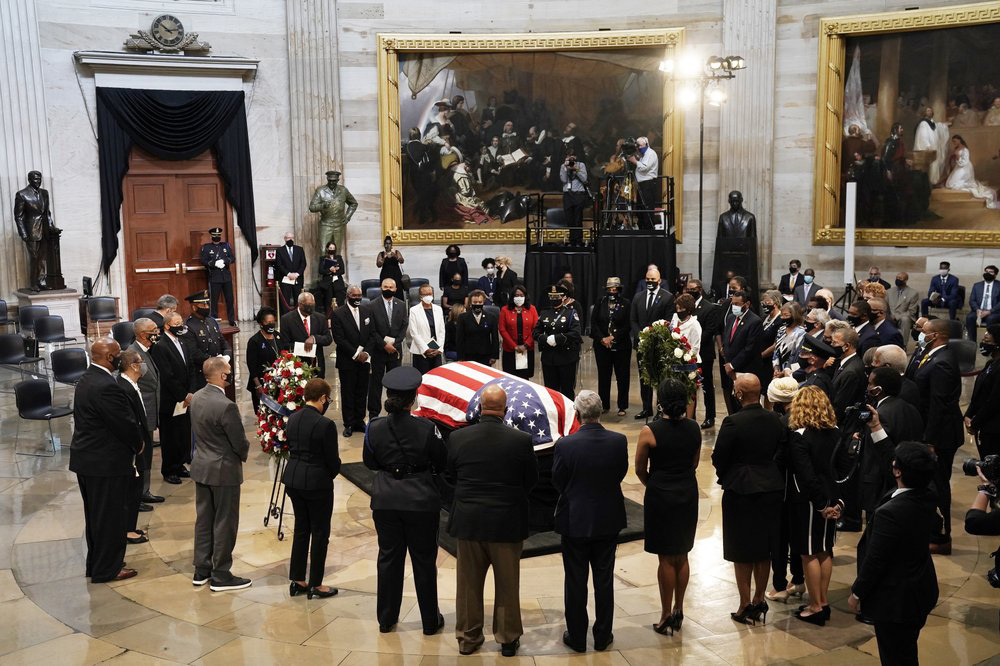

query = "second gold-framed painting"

[{"left": 376, "top": 28, "right": 685, "bottom": 245}]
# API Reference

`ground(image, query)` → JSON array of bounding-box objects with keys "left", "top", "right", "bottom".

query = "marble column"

[
  {"left": 718, "top": 0, "right": 777, "bottom": 286},
  {"left": 0, "top": 0, "right": 52, "bottom": 297},
  {"left": 875, "top": 36, "right": 901, "bottom": 142},
  {"left": 285, "top": 0, "right": 344, "bottom": 264}
]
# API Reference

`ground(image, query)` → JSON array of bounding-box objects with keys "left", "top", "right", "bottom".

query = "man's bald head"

[
  {"left": 203, "top": 356, "right": 231, "bottom": 386},
  {"left": 90, "top": 337, "right": 121, "bottom": 370},
  {"left": 924, "top": 318, "right": 951, "bottom": 347},
  {"left": 733, "top": 373, "right": 761, "bottom": 405},
  {"left": 480, "top": 384, "right": 508, "bottom": 417},
  {"left": 646, "top": 268, "right": 661, "bottom": 282}
]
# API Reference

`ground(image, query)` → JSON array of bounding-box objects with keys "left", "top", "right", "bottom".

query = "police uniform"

[
  {"left": 183, "top": 290, "right": 232, "bottom": 391},
  {"left": 200, "top": 227, "right": 236, "bottom": 324},
  {"left": 534, "top": 286, "right": 583, "bottom": 398},
  {"left": 362, "top": 367, "right": 447, "bottom": 635},
  {"left": 591, "top": 277, "right": 633, "bottom": 413},
  {"left": 796, "top": 336, "right": 836, "bottom": 402}
]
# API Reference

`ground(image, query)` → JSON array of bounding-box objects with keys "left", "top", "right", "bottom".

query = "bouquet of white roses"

[{"left": 637, "top": 319, "right": 701, "bottom": 400}]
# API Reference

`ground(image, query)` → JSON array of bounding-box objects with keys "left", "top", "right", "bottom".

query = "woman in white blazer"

[{"left": 408, "top": 284, "right": 447, "bottom": 374}]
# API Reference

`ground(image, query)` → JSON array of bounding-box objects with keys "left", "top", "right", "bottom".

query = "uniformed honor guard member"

[
  {"left": 796, "top": 335, "right": 837, "bottom": 401},
  {"left": 309, "top": 170, "right": 358, "bottom": 261},
  {"left": 362, "top": 367, "right": 447, "bottom": 636},
  {"left": 534, "top": 280, "right": 583, "bottom": 399},
  {"left": 591, "top": 277, "right": 633, "bottom": 416},
  {"left": 200, "top": 227, "right": 236, "bottom": 325},
  {"left": 184, "top": 291, "right": 232, "bottom": 391}
]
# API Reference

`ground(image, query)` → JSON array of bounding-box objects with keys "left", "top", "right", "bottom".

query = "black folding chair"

[
  {"left": 13, "top": 379, "right": 73, "bottom": 457},
  {"left": 0, "top": 300, "right": 16, "bottom": 332},
  {"left": 18, "top": 305, "right": 48, "bottom": 338},
  {"left": 0, "top": 333, "right": 43, "bottom": 388},
  {"left": 132, "top": 307, "right": 156, "bottom": 321},
  {"left": 112, "top": 321, "right": 135, "bottom": 350}
]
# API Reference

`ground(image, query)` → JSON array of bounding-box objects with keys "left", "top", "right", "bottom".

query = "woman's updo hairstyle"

[{"left": 657, "top": 377, "right": 688, "bottom": 420}]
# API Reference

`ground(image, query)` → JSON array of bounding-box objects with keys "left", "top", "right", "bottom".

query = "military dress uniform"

[
  {"left": 200, "top": 228, "right": 236, "bottom": 323},
  {"left": 309, "top": 171, "right": 358, "bottom": 258},
  {"left": 534, "top": 290, "right": 583, "bottom": 399},
  {"left": 183, "top": 291, "right": 232, "bottom": 391},
  {"left": 362, "top": 367, "right": 447, "bottom": 635}
]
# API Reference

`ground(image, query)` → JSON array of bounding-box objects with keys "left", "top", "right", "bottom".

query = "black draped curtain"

[
  {"left": 97, "top": 87, "right": 258, "bottom": 273},
  {"left": 523, "top": 250, "right": 597, "bottom": 329}
]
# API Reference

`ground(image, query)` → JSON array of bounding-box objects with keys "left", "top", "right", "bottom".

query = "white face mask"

[
  {"left": 421, "top": 294, "right": 433, "bottom": 305},
  {"left": 486, "top": 267, "right": 496, "bottom": 276},
  {"left": 731, "top": 304, "right": 743, "bottom": 317},
  {"left": 939, "top": 269, "right": 949, "bottom": 276},
  {"left": 513, "top": 296, "right": 525, "bottom": 307}
]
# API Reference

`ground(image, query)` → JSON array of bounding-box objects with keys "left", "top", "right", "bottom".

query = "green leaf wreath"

[{"left": 637, "top": 319, "right": 702, "bottom": 400}]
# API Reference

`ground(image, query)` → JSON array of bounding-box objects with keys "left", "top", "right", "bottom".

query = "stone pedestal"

[{"left": 14, "top": 288, "right": 83, "bottom": 339}]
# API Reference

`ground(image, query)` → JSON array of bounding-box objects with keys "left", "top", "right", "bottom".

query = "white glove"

[
  {"left": 546, "top": 335, "right": 557, "bottom": 347},
  {"left": 214, "top": 259, "right": 225, "bottom": 269}
]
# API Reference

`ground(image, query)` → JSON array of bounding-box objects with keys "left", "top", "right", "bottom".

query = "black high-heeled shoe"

[
  {"left": 289, "top": 582, "right": 307, "bottom": 597},
  {"left": 653, "top": 617, "right": 674, "bottom": 635},
  {"left": 731, "top": 604, "right": 756, "bottom": 625},
  {"left": 307, "top": 585, "right": 338, "bottom": 599},
  {"left": 794, "top": 608, "right": 827, "bottom": 626},
  {"left": 751, "top": 601, "right": 769, "bottom": 625},
  {"left": 670, "top": 609, "right": 684, "bottom": 632}
]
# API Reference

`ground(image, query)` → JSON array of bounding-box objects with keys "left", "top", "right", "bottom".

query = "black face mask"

[
  {"left": 789, "top": 266, "right": 799, "bottom": 273},
  {"left": 685, "top": 291, "right": 700, "bottom": 299},
  {"left": 868, "top": 275, "right": 880, "bottom": 282},
  {"left": 195, "top": 306, "right": 210, "bottom": 317},
  {"left": 895, "top": 279, "right": 906, "bottom": 288},
  {"left": 866, "top": 387, "right": 882, "bottom": 403},
  {"left": 762, "top": 303, "right": 774, "bottom": 312},
  {"left": 550, "top": 294, "right": 564, "bottom": 304},
  {"left": 348, "top": 297, "right": 362, "bottom": 308},
  {"left": 285, "top": 239, "right": 295, "bottom": 247},
  {"left": 382, "top": 289, "right": 395, "bottom": 299},
  {"left": 321, "top": 398, "right": 331, "bottom": 415},
  {"left": 847, "top": 315, "right": 863, "bottom": 327},
  {"left": 647, "top": 282, "right": 659, "bottom": 292},
  {"left": 221, "top": 373, "right": 231, "bottom": 387},
  {"left": 471, "top": 304, "right": 484, "bottom": 314},
  {"left": 608, "top": 292, "right": 619, "bottom": 302},
  {"left": 676, "top": 310, "right": 690, "bottom": 319},
  {"left": 211, "top": 235, "right": 222, "bottom": 243},
  {"left": 169, "top": 325, "right": 187, "bottom": 336},
  {"left": 780, "top": 316, "right": 793, "bottom": 326},
  {"left": 300, "top": 304, "right": 314, "bottom": 315},
  {"left": 985, "top": 272, "right": 997, "bottom": 283},
  {"left": 981, "top": 342, "right": 998, "bottom": 357},
  {"left": 327, "top": 249, "right": 336, "bottom": 256},
  {"left": 110, "top": 354, "right": 123, "bottom": 370},
  {"left": 452, "top": 279, "right": 462, "bottom": 286},
  {"left": 262, "top": 324, "right": 276, "bottom": 334},
  {"left": 147, "top": 332, "right": 160, "bottom": 345}
]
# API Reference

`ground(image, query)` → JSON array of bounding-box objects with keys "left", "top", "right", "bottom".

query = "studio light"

[
  {"left": 659, "top": 59, "right": 674, "bottom": 73},
  {"left": 707, "top": 84, "right": 727, "bottom": 106},
  {"left": 676, "top": 52, "right": 703, "bottom": 80},
  {"left": 678, "top": 86, "right": 699, "bottom": 107},
  {"left": 708, "top": 56, "right": 724, "bottom": 71},
  {"left": 725, "top": 55, "right": 746, "bottom": 70}
]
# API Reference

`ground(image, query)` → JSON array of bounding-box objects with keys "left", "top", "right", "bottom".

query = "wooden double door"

[{"left": 123, "top": 147, "right": 237, "bottom": 319}]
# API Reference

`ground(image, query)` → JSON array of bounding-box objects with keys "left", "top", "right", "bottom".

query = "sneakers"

[
  {"left": 192, "top": 573, "right": 210, "bottom": 586},
  {"left": 209, "top": 576, "right": 252, "bottom": 592}
]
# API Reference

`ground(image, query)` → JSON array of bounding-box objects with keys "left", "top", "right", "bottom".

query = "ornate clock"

[{"left": 123, "top": 15, "right": 211, "bottom": 54}]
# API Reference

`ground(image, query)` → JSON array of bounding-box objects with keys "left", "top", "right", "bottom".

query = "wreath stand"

[{"left": 264, "top": 456, "right": 289, "bottom": 540}]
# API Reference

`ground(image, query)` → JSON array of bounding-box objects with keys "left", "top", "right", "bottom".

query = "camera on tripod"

[{"left": 620, "top": 137, "right": 638, "bottom": 158}]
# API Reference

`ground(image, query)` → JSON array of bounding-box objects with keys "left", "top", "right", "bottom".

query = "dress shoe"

[
  {"left": 343, "top": 426, "right": 353, "bottom": 438},
  {"left": 163, "top": 475, "right": 181, "bottom": 485},
  {"left": 177, "top": 469, "right": 191, "bottom": 478},
  {"left": 379, "top": 623, "right": 396, "bottom": 634},
  {"left": 929, "top": 540, "right": 952, "bottom": 555},
  {"left": 562, "top": 631, "right": 586, "bottom": 653},
  {"left": 594, "top": 634, "right": 614, "bottom": 651},
  {"left": 700, "top": 418, "right": 715, "bottom": 429},
  {"left": 836, "top": 519, "right": 862, "bottom": 532},
  {"left": 210, "top": 576, "right": 252, "bottom": 592},
  {"left": 500, "top": 639, "right": 519, "bottom": 657},
  {"left": 458, "top": 644, "right": 478, "bottom": 656},
  {"left": 289, "top": 582, "right": 307, "bottom": 597},
  {"left": 423, "top": 613, "right": 445, "bottom": 636},
  {"left": 126, "top": 534, "right": 148, "bottom": 544},
  {"left": 634, "top": 410, "right": 652, "bottom": 420},
  {"left": 855, "top": 612, "right": 875, "bottom": 625},
  {"left": 138, "top": 503, "right": 153, "bottom": 512},
  {"left": 112, "top": 568, "right": 138, "bottom": 581},
  {"left": 307, "top": 585, "right": 338, "bottom": 599},
  {"left": 141, "top": 492, "right": 165, "bottom": 503}
]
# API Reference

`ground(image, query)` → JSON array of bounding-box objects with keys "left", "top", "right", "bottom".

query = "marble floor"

[{"left": 1, "top": 344, "right": 999, "bottom": 665}]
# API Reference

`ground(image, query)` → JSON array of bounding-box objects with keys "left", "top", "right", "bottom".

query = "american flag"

[{"left": 413, "top": 361, "right": 579, "bottom": 452}]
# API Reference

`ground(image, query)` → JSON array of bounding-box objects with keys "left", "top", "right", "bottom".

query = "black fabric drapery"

[
  {"left": 97, "top": 87, "right": 258, "bottom": 273},
  {"left": 523, "top": 250, "right": 597, "bottom": 329},
  {"left": 596, "top": 234, "right": 676, "bottom": 296}
]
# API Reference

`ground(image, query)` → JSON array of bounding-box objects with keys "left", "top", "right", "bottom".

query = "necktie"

[
  {"left": 288, "top": 246, "right": 293, "bottom": 260},
  {"left": 387, "top": 299, "right": 393, "bottom": 320},
  {"left": 983, "top": 284, "right": 991, "bottom": 310},
  {"left": 730, "top": 315, "right": 740, "bottom": 341},
  {"left": 646, "top": 292, "right": 654, "bottom": 312},
  {"left": 918, "top": 351, "right": 931, "bottom": 368},
  {"left": 304, "top": 316, "right": 310, "bottom": 337}
]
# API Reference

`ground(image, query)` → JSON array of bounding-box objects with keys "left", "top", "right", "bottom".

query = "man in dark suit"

[
  {"left": 183, "top": 290, "right": 231, "bottom": 391},
  {"left": 367, "top": 278, "right": 408, "bottom": 419},
  {"left": 447, "top": 384, "right": 538, "bottom": 657},
  {"left": 920, "top": 260, "right": 962, "bottom": 319},
  {"left": 590, "top": 278, "right": 632, "bottom": 416},
  {"left": 68, "top": 339, "right": 142, "bottom": 583},
  {"left": 456, "top": 289, "right": 500, "bottom": 365},
  {"left": 280, "top": 291, "right": 333, "bottom": 378},
  {"left": 863, "top": 266, "right": 891, "bottom": 291},
  {"left": 831, "top": 327, "right": 866, "bottom": 424},
  {"left": 719, "top": 290, "right": 763, "bottom": 414},
  {"left": 149, "top": 294, "right": 178, "bottom": 333},
  {"left": 552, "top": 390, "right": 627, "bottom": 653},
  {"left": 275, "top": 231, "right": 307, "bottom": 316},
  {"left": 849, "top": 442, "right": 939, "bottom": 665},
  {"left": 688, "top": 279, "right": 722, "bottom": 428},
  {"left": 965, "top": 264, "right": 1000, "bottom": 341},
  {"left": 128, "top": 317, "right": 163, "bottom": 505},
  {"left": 149, "top": 312, "right": 194, "bottom": 485},
  {"left": 330, "top": 285, "right": 372, "bottom": 438},
  {"left": 792, "top": 269, "right": 820, "bottom": 308},
  {"left": 778, "top": 259, "right": 802, "bottom": 302},
  {"left": 189, "top": 356, "right": 251, "bottom": 591},
  {"left": 117, "top": 350, "right": 154, "bottom": 544},
  {"left": 848, "top": 300, "right": 879, "bottom": 353},
  {"left": 872, "top": 344, "right": 922, "bottom": 413},
  {"left": 200, "top": 226, "right": 236, "bottom": 324},
  {"left": 868, "top": 298, "right": 903, "bottom": 348},
  {"left": 912, "top": 318, "right": 963, "bottom": 553},
  {"left": 630, "top": 268, "right": 676, "bottom": 419}
]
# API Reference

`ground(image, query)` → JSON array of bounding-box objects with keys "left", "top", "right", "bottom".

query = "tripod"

[
  {"left": 603, "top": 159, "right": 642, "bottom": 230},
  {"left": 834, "top": 279, "right": 858, "bottom": 312}
]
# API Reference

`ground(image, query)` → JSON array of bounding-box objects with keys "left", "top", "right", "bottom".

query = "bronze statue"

[
  {"left": 717, "top": 190, "right": 757, "bottom": 238},
  {"left": 309, "top": 170, "right": 358, "bottom": 260},
  {"left": 711, "top": 190, "right": 758, "bottom": 299},
  {"left": 13, "top": 171, "right": 65, "bottom": 292}
]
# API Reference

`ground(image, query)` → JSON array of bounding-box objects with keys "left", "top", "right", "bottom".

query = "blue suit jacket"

[
  {"left": 928, "top": 274, "right": 961, "bottom": 305},
  {"left": 552, "top": 423, "right": 628, "bottom": 538},
  {"left": 968, "top": 280, "right": 1000, "bottom": 314}
]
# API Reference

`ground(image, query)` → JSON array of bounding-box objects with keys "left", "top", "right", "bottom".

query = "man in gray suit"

[
  {"left": 189, "top": 356, "right": 250, "bottom": 591},
  {"left": 129, "top": 318, "right": 163, "bottom": 505},
  {"left": 887, "top": 271, "right": 920, "bottom": 347}
]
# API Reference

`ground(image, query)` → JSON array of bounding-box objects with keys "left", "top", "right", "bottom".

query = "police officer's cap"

[
  {"left": 209, "top": 226, "right": 223, "bottom": 235},
  {"left": 325, "top": 170, "right": 341, "bottom": 177},
  {"left": 383, "top": 366, "right": 423, "bottom": 392},
  {"left": 185, "top": 290, "right": 211, "bottom": 304},
  {"left": 800, "top": 336, "right": 837, "bottom": 360}
]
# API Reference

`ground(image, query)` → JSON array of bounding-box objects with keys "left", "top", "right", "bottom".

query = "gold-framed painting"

[
  {"left": 813, "top": 1, "right": 1000, "bottom": 248},
  {"left": 376, "top": 28, "right": 685, "bottom": 245}
]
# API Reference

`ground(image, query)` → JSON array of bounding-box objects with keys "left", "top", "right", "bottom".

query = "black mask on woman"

[
  {"left": 262, "top": 324, "right": 276, "bottom": 334},
  {"left": 471, "top": 304, "right": 484, "bottom": 314},
  {"left": 321, "top": 398, "right": 331, "bottom": 415},
  {"left": 285, "top": 239, "right": 294, "bottom": 247},
  {"left": 980, "top": 342, "right": 998, "bottom": 357},
  {"left": 452, "top": 279, "right": 462, "bottom": 286},
  {"left": 327, "top": 249, "right": 336, "bottom": 256},
  {"left": 780, "top": 316, "right": 793, "bottom": 327},
  {"left": 762, "top": 303, "right": 773, "bottom": 312}
]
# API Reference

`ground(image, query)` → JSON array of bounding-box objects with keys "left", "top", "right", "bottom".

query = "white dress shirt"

[{"left": 635, "top": 147, "right": 659, "bottom": 182}]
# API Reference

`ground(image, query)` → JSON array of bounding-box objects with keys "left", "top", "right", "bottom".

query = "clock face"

[{"left": 150, "top": 14, "right": 184, "bottom": 48}]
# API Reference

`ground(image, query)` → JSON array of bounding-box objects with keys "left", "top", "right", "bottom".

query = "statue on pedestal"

[
  {"left": 711, "top": 190, "right": 759, "bottom": 300},
  {"left": 309, "top": 170, "right": 358, "bottom": 262},
  {"left": 13, "top": 171, "right": 65, "bottom": 292}
]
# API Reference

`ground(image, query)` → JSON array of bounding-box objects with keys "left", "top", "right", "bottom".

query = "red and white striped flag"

[{"left": 414, "top": 361, "right": 579, "bottom": 452}]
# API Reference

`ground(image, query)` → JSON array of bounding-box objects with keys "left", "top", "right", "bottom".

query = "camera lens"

[{"left": 962, "top": 458, "right": 981, "bottom": 477}]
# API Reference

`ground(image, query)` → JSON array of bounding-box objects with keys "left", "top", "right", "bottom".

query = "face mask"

[
  {"left": 803, "top": 275, "right": 814, "bottom": 284},
  {"left": 382, "top": 289, "right": 395, "bottom": 299},
  {"left": 980, "top": 342, "right": 998, "bottom": 357},
  {"left": 917, "top": 332, "right": 928, "bottom": 348},
  {"left": 806, "top": 321, "right": 817, "bottom": 330},
  {"left": 869, "top": 275, "right": 879, "bottom": 282},
  {"left": 321, "top": 398, "right": 331, "bottom": 415},
  {"left": 985, "top": 272, "right": 997, "bottom": 283},
  {"left": 513, "top": 296, "right": 525, "bottom": 307},
  {"left": 486, "top": 267, "right": 496, "bottom": 276},
  {"left": 939, "top": 269, "right": 949, "bottom": 276},
  {"left": 608, "top": 292, "right": 619, "bottom": 302},
  {"left": 328, "top": 249, "right": 336, "bottom": 256},
  {"left": 780, "top": 316, "right": 793, "bottom": 326},
  {"left": 348, "top": 298, "right": 362, "bottom": 308},
  {"left": 677, "top": 310, "right": 690, "bottom": 319},
  {"left": 211, "top": 235, "right": 222, "bottom": 243},
  {"left": 285, "top": 239, "right": 294, "bottom": 247},
  {"left": 300, "top": 304, "right": 314, "bottom": 315},
  {"left": 550, "top": 294, "right": 563, "bottom": 304},
  {"left": 866, "top": 387, "right": 882, "bottom": 403},
  {"left": 147, "top": 332, "right": 160, "bottom": 345},
  {"left": 789, "top": 266, "right": 799, "bottom": 274},
  {"left": 647, "top": 282, "right": 659, "bottom": 292},
  {"left": 421, "top": 295, "right": 433, "bottom": 305},
  {"left": 169, "top": 325, "right": 187, "bottom": 336},
  {"left": 447, "top": 254, "right": 458, "bottom": 260},
  {"left": 895, "top": 279, "right": 906, "bottom": 288},
  {"left": 221, "top": 373, "right": 231, "bottom": 387},
  {"left": 262, "top": 323, "right": 276, "bottom": 334},
  {"left": 847, "top": 315, "right": 863, "bottom": 327},
  {"left": 195, "top": 306, "right": 210, "bottom": 317},
  {"left": 472, "top": 304, "right": 484, "bottom": 314},
  {"left": 762, "top": 303, "right": 774, "bottom": 313},
  {"left": 731, "top": 304, "right": 743, "bottom": 317},
  {"left": 685, "top": 291, "right": 700, "bottom": 299},
  {"left": 452, "top": 279, "right": 462, "bottom": 286},
  {"left": 111, "top": 354, "right": 123, "bottom": 370}
]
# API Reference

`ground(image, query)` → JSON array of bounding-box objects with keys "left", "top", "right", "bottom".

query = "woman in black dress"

[
  {"left": 494, "top": 255, "right": 518, "bottom": 307},
  {"left": 965, "top": 324, "right": 1000, "bottom": 457},
  {"left": 438, "top": 244, "right": 468, "bottom": 290},
  {"left": 441, "top": 269, "right": 469, "bottom": 315},
  {"left": 317, "top": 241, "right": 347, "bottom": 316},
  {"left": 283, "top": 378, "right": 341, "bottom": 599},
  {"left": 636, "top": 378, "right": 701, "bottom": 635},
  {"left": 787, "top": 385, "right": 845, "bottom": 626},
  {"left": 712, "top": 373, "right": 786, "bottom": 626},
  {"left": 245, "top": 307, "right": 285, "bottom": 413},
  {"left": 377, "top": 235, "right": 404, "bottom": 287}
]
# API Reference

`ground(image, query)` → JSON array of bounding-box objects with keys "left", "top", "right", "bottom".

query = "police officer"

[
  {"left": 183, "top": 291, "right": 231, "bottom": 391},
  {"left": 591, "top": 277, "right": 632, "bottom": 416},
  {"left": 363, "top": 367, "right": 447, "bottom": 636},
  {"left": 200, "top": 227, "right": 236, "bottom": 325},
  {"left": 534, "top": 279, "right": 582, "bottom": 398},
  {"left": 796, "top": 336, "right": 837, "bottom": 401}
]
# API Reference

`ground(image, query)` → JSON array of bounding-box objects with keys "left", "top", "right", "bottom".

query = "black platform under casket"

[{"left": 711, "top": 237, "right": 758, "bottom": 301}]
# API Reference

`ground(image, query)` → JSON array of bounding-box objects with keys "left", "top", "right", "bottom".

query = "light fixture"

[
  {"left": 678, "top": 85, "right": 699, "bottom": 107},
  {"left": 676, "top": 52, "right": 703, "bottom": 80},
  {"left": 706, "top": 84, "right": 727, "bottom": 106},
  {"left": 725, "top": 55, "right": 746, "bottom": 70},
  {"left": 707, "top": 56, "right": 724, "bottom": 71},
  {"left": 659, "top": 58, "right": 674, "bottom": 74}
]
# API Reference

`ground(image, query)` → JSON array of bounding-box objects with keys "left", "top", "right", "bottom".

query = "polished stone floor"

[{"left": 1, "top": 344, "right": 998, "bottom": 665}]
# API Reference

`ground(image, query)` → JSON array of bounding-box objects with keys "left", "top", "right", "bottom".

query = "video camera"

[
  {"left": 620, "top": 137, "right": 638, "bottom": 158},
  {"left": 844, "top": 403, "right": 873, "bottom": 425}
]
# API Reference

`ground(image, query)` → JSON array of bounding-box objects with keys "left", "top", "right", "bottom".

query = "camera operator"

[
  {"left": 560, "top": 155, "right": 589, "bottom": 246},
  {"left": 965, "top": 324, "right": 1000, "bottom": 459},
  {"left": 964, "top": 460, "right": 1000, "bottom": 589},
  {"left": 628, "top": 137, "right": 659, "bottom": 230}
]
